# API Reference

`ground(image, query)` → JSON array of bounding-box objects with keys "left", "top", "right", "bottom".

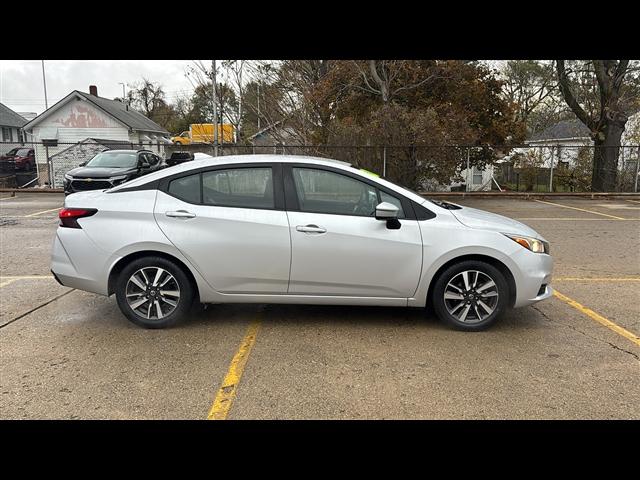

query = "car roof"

[
  {"left": 101, "top": 149, "right": 152, "bottom": 153},
  {"left": 107, "top": 154, "right": 427, "bottom": 204}
]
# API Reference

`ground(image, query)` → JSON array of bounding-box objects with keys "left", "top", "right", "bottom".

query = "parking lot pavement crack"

[
  {"left": 531, "top": 305, "right": 639, "bottom": 362},
  {"left": 0, "top": 289, "right": 76, "bottom": 330}
]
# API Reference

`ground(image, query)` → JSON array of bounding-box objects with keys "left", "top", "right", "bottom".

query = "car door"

[
  {"left": 285, "top": 165, "right": 423, "bottom": 298},
  {"left": 154, "top": 163, "right": 291, "bottom": 294}
]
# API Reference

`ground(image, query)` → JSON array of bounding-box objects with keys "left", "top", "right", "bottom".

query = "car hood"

[
  {"left": 449, "top": 205, "right": 544, "bottom": 239},
  {"left": 67, "top": 166, "right": 137, "bottom": 178}
]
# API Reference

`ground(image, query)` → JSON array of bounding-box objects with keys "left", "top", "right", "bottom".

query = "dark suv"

[{"left": 63, "top": 149, "right": 164, "bottom": 195}]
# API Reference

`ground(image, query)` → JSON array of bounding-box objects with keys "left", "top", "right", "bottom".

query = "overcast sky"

[
  {"left": 0, "top": 60, "right": 504, "bottom": 117},
  {"left": 0, "top": 60, "right": 203, "bottom": 115}
]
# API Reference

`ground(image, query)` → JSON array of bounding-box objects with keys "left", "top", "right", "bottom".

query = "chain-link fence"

[
  {"left": 0, "top": 139, "right": 168, "bottom": 189},
  {"left": 1, "top": 141, "right": 639, "bottom": 193}
]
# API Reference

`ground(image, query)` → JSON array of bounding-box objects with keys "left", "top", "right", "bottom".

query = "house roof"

[
  {"left": 23, "top": 90, "right": 169, "bottom": 135},
  {"left": 0, "top": 103, "right": 28, "bottom": 128},
  {"left": 527, "top": 119, "right": 591, "bottom": 142},
  {"left": 49, "top": 138, "right": 133, "bottom": 158}
]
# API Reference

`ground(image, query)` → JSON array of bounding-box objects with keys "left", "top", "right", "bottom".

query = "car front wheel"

[
  {"left": 432, "top": 260, "right": 508, "bottom": 331},
  {"left": 115, "top": 256, "right": 194, "bottom": 329}
]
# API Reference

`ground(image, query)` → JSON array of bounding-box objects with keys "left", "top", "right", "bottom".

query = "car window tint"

[
  {"left": 168, "top": 173, "right": 200, "bottom": 203},
  {"left": 379, "top": 190, "right": 405, "bottom": 218},
  {"left": 292, "top": 168, "right": 378, "bottom": 216},
  {"left": 202, "top": 168, "right": 274, "bottom": 209}
]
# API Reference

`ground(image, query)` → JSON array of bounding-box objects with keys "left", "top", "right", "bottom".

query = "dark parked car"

[
  {"left": 166, "top": 151, "right": 195, "bottom": 167},
  {"left": 63, "top": 149, "right": 164, "bottom": 195},
  {"left": 0, "top": 147, "right": 36, "bottom": 171}
]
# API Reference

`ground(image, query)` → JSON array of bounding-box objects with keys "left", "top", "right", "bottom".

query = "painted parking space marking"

[
  {"left": 533, "top": 199, "right": 626, "bottom": 220},
  {"left": 207, "top": 314, "right": 263, "bottom": 420},
  {"left": 0, "top": 276, "right": 54, "bottom": 288},
  {"left": 517, "top": 217, "right": 639, "bottom": 221},
  {"left": 626, "top": 199, "right": 640, "bottom": 204},
  {"left": 554, "top": 277, "right": 640, "bottom": 282},
  {"left": 554, "top": 290, "right": 640, "bottom": 348},
  {"left": 23, "top": 207, "right": 61, "bottom": 218}
]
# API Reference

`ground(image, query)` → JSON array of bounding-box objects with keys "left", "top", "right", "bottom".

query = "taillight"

[{"left": 58, "top": 208, "right": 97, "bottom": 228}]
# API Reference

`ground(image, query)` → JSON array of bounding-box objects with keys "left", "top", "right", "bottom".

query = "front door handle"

[
  {"left": 296, "top": 224, "right": 327, "bottom": 234},
  {"left": 166, "top": 210, "right": 196, "bottom": 219}
]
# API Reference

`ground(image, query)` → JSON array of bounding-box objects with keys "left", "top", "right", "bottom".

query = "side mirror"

[
  {"left": 79, "top": 161, "right": 87, "bottom": 167},
  {"left": 375, "top": 202, "right": 399, "bottom": 220},
  {"left": 139, "top": 161, "right": 151, "bottom": 169},
  {"left": 375, "top": 202, "right": 401, "bottom": 230}
]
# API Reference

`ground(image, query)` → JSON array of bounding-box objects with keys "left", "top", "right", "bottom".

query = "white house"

[
  {"left": 0, "top": 103, "right": 27, "bottom": 155},
  {"left": 22, "top": 86, "right": 172, "bottom": 185},
  {"left": 521, "top": 115, "right": 640, "bottom": 168}
]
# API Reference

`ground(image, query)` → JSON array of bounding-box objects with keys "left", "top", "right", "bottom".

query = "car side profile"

[
  {"left": 51, "top": 155, "right": 553, "bottom": 331},
  {"left": 0, "top": 147, "right": 35, "bottom": 171},
  {"left": 63, "top": 149, "right": 164, "bottom": 195}
]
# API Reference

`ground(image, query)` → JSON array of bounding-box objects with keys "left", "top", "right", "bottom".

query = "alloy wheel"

[
  {"left": 125, "top": 267, "right": 180, "bottom": 320},
  {"left": 443, "top": 270, "right": 499, "bottom": 324}
]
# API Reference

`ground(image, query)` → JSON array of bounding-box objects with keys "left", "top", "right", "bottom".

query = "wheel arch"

[
  {"left": 426, "top": 254, "right": 517, "bottom": 309},
  {"left": 107, "top": 250, "right": 200, "bottom": 302}
]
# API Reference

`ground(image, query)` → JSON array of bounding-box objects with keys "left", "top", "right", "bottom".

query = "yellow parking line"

[
  {"left": 208, "top": 315, "right": 263, "bottom": 420},
  {"left": 555, "top": 277, "right": 640, "bottom": 282},
  {"left": 0, "top": 196, "right": 18, "bottom": 201},
  {"left": 626, "top": 199, "right": 640, "bottom": 204},
  {"left": 23, "top": 207, "right": 60, "bottom": 218},
  {"left": 533, "top": 199, "right": 625, "bottom": 220},
  {"left": 0, "top": 279, "right": 18, "bottom": 288},
  {"left": 553, "top": 290, "right": 640, "bottom": 347}
]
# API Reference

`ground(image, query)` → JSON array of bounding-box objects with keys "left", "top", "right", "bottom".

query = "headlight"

[
  {"left": 504, "top": 233, "right": 549, "bottom": 254},
  {"left": 109, "top": 175, "right": 129, "bottom": 184},
  {"left": 64, "top": 173, "right": 73, "bottom": 181}
]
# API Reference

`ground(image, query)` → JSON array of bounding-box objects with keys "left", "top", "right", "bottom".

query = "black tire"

[
  {"left": 115, "top": 256, "right": 194, "bottom": 329},
  {"left": 432, "top": 260, "right": 509, "bottom": 331}
]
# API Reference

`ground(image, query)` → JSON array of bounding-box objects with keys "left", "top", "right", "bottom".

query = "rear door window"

[{"left": 202, "top": 168, "right": 274, "bottom": 209}]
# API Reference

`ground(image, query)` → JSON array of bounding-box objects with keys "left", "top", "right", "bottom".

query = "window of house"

[
  {"left": 2, "top": 127, "right": 13, "bottom": 142},
  {"left": 472, "top": 166, "right": 483, "bottom": 185}
]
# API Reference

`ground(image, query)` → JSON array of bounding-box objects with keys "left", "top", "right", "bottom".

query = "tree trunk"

[{"left": 592, "top": 120, "right": 625, "bottom": 192}]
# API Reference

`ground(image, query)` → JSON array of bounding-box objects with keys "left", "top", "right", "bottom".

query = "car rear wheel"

[
  {"left": 432, "top": 260, "right": 508, "bottom": 331},
  {"left": 115, "top": 256, "right": 194, "bottom": 329}
]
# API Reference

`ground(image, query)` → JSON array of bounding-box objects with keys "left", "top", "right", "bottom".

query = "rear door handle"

[
  {"left": 296, "top": 224, "right": 327, "bottom": 234},
  {"left": 166, "top": 210, "right": 196, "bottom": 219}
]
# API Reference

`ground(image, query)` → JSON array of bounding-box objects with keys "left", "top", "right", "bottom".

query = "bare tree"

[
  {"left": 351, "top": 60, "right": 438, "bottom": 104},
  {"left": 499, "top": 60, "right": 562, "bottom": 132},
  {"left": 556, "top": 60, "right": 634, "bottom": 191}
]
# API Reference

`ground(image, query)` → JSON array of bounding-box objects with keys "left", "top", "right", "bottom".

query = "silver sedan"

[{"left": 51, "top": 155, "right": 553, "bottom": 330}]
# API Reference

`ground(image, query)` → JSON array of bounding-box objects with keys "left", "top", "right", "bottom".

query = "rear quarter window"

[{"left": 168, "top": 174, "right": 200, "bottom": 203}]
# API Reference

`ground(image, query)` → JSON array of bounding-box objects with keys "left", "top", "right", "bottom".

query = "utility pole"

[
  {"left": 219, "top": 81, "right": 224, "bottom": 145},
  {"left": 212, "top": 60, "right": 218, "bottom": 157},
  {"left": 41, "top": 60, "right": 48, "bottom": 110},
  {"left": 257, "top": 82, "right": 261, "bottom": 131},
  {"left": 119, "top": 83, "right": 126, "bottom": 103}
]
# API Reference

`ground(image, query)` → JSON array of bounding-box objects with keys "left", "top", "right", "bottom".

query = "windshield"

[{"left": 86, "top": 151, "right": 137, "bottom": 168}]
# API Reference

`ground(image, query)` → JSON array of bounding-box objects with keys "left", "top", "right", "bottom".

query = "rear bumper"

[{"left": 50, "top": 230, "right": 109, "bottom": 295}]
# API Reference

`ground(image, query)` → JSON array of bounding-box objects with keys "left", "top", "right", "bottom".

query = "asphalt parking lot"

[{"left": 1, "top": 192, "right": 639, "bottom": 419}]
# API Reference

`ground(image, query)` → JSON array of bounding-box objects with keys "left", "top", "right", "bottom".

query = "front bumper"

[
  {"left": 512, "top": 250, "right": 554, "bottom": 308},
  {"left": 64, "top": 177, "right": 121, "bottom": 194}
]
